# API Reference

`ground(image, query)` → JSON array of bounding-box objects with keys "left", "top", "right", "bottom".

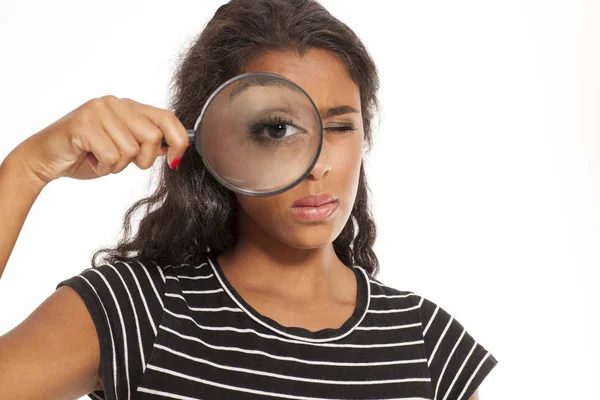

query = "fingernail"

[{"left": 169, "top": 157, "right": 182, "bottom": 170}]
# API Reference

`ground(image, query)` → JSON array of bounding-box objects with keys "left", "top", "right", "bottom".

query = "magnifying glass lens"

[{"left": 198, "top": 74, "right": 322, "bottom": 195}]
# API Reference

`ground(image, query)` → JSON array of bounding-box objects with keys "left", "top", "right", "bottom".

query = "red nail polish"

[{"left": 170, "top": 157, "right": 182, "bottom": 169}]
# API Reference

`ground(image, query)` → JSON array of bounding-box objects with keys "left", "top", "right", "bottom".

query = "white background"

[{"left": 1, "top": 1, "right": 598, "bottom": 399}]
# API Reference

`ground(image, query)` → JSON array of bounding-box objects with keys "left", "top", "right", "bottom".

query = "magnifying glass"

[{"left": 161, "top": 72, "right": 323, "bottom": 197}]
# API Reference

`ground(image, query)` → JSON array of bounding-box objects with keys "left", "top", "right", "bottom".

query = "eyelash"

[
  {"left": 249, "top": 115, "right": 296, "bottom": 132},
  {"left": 325, "top": 126, "right": 356, "bottom": 133}
]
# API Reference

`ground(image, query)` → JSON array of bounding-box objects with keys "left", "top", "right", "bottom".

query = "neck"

[{"left": 216, "top": 213, "right": 347, "bottom": 301}]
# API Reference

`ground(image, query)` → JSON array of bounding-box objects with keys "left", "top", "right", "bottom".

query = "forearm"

[{"left": 0, "top": 149, "right": 46, "bottom": 279}]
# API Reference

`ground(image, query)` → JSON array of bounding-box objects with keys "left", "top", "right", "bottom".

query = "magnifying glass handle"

[{"left": 161, "top": 129, "right": 195, "bottom": 147}]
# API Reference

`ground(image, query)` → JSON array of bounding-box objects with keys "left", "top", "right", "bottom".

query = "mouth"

[
  {"left": 291, "top": 194, "right": 339, "bottom": 222},
  {"left": 292, "top": 194, "right": 337, "bottom": 207}
]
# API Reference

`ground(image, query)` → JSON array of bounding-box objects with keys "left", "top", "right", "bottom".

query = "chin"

[{"left": 276, "top": 220, "right": 347, "bottom": 250}]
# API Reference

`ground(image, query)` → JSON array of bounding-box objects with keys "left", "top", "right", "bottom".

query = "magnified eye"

[
  {"left": 265, "top": 123, "right": 297, "bottom": 139},
  {"left": 247, "top": 115, "right": 307, "bottom": 145}
]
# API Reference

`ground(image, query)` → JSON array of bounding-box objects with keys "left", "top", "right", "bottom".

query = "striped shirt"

[{"left": 56, "top": 253, "right": 497, "bottom": 400}]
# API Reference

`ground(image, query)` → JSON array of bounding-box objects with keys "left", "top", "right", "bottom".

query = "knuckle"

[
  {"left": 87, "top": 97, "right": 104, "bottom": 110},
  {"left": 162, "top": 108, "right": 177, "bottom": 121},
  {"left": 73, "top": 106, "right": 95, "bottom": 130},
  {"left": 161, "top": 109, "right": 178, "bottom": 126},
  {"left": 79, "top": 98, "right": 105, "bottom": 122},
  {"left": 119, "top": 97, "right": 135, "bottom": 108},
  {"left": 122, "top": 144, "right": 139, "bottom": 159},
  {"left": 101, "top": 95, "right": 120, "bottom": 108},
  {"left": 100, "top": 94, "right": 118, "bottom": 102},
  {"left": 104, "top": 151, "right": 120, "bottom": 165},
  {"left": 143, "top": 127, "right": 162, "bottom": 143}
]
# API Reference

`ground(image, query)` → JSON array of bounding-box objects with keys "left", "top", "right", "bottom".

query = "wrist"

[{"left": 1, "top": 146, "right": 48, "bottom": 194}]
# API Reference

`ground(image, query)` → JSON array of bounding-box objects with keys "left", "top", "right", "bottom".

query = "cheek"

[
  {"left": 332, "top": 134, "right": 363, "bottom": 184},
  {"left": 326, "top": 134, "right": 363, "bottom": 225},
  {"left": 236, "top": 194, "right": 290, "bottom": 231}
]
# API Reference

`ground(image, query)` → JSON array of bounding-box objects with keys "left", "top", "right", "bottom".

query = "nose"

[{"left": 307, "top": 141, "right": 332, "bottom": 180}]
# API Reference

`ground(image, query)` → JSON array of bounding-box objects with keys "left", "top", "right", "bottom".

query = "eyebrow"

[
  {"left": 320, "top": 105, "right": 359, "bottom": 118},
  {"left": 229, "top": 77, "right": 359, "bottom": 118},
  {"left": 229, "top": 75, "right": 303, "bottom": 99}
]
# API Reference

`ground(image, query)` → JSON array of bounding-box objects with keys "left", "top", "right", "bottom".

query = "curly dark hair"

[{"left": 92, "top": 0, "right": 381, "bottom": 277}]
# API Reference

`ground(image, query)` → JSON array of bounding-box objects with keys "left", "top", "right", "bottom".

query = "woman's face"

[{"left": 234, "top": 48, "right": 364, "bottom": 250}]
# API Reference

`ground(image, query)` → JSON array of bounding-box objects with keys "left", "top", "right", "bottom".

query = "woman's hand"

[{"left": 11, "top": 95, "right": 189, "bottom": 186}]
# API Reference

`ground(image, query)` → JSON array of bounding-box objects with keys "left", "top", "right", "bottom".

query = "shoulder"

[
  {"left": 57, "top": 260, "right": 168, "bottom": 298},
  {"left": 364, "top": 274, "right": 464, "bottom": 321},
  {"left": 366, "top": 276, "right": 497, "bottom": 400},
  {"left": 55, "top": 259, "right": 172, "bottom": 329},
  {"left": 364, "top": 273, "right": 423, "bottom": 308}
]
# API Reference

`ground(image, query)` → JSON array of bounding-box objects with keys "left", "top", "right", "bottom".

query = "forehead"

[{"left": 241, "top": 48, "right": 361, "bottom": 111}]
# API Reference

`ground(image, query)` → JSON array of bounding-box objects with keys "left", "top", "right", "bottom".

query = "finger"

[
  {"left": 109, "top": 98, "right": 165, "bottom": 170},
  {"left": 83, "top": 129, "right": 121, "bottom": 177},
  {"left": 96, "top": 96, "right": 141, "bottom": 174},
  {"left": 72, "top": 99, "right": 122, "bottom": 176},
  {"left": 122, "top": 98, "right": 189, "bottom": 167}
]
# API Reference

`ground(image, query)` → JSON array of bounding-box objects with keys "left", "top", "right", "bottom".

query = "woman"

[{"left": 0, "top": 0, "right": 497, "bottom": 399}]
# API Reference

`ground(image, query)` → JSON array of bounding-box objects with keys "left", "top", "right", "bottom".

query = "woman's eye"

[
  {"left": 264, "top": 123, "right": 302, "bottom": 139},
  {"left": 247, "top": 118, "right": 307, "bottom": 146}
]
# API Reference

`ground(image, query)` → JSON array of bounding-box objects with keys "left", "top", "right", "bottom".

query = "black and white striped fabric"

[{"left": 56, "top": 253, "right": 497, "bottom": 400}]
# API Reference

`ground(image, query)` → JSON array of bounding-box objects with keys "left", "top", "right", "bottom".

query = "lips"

[
  {"left": 290, "top": 194, "right": 339, "bottom": 223},
  {"left": 292, "top": 194, "right": 337, "bottom": 207}
]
